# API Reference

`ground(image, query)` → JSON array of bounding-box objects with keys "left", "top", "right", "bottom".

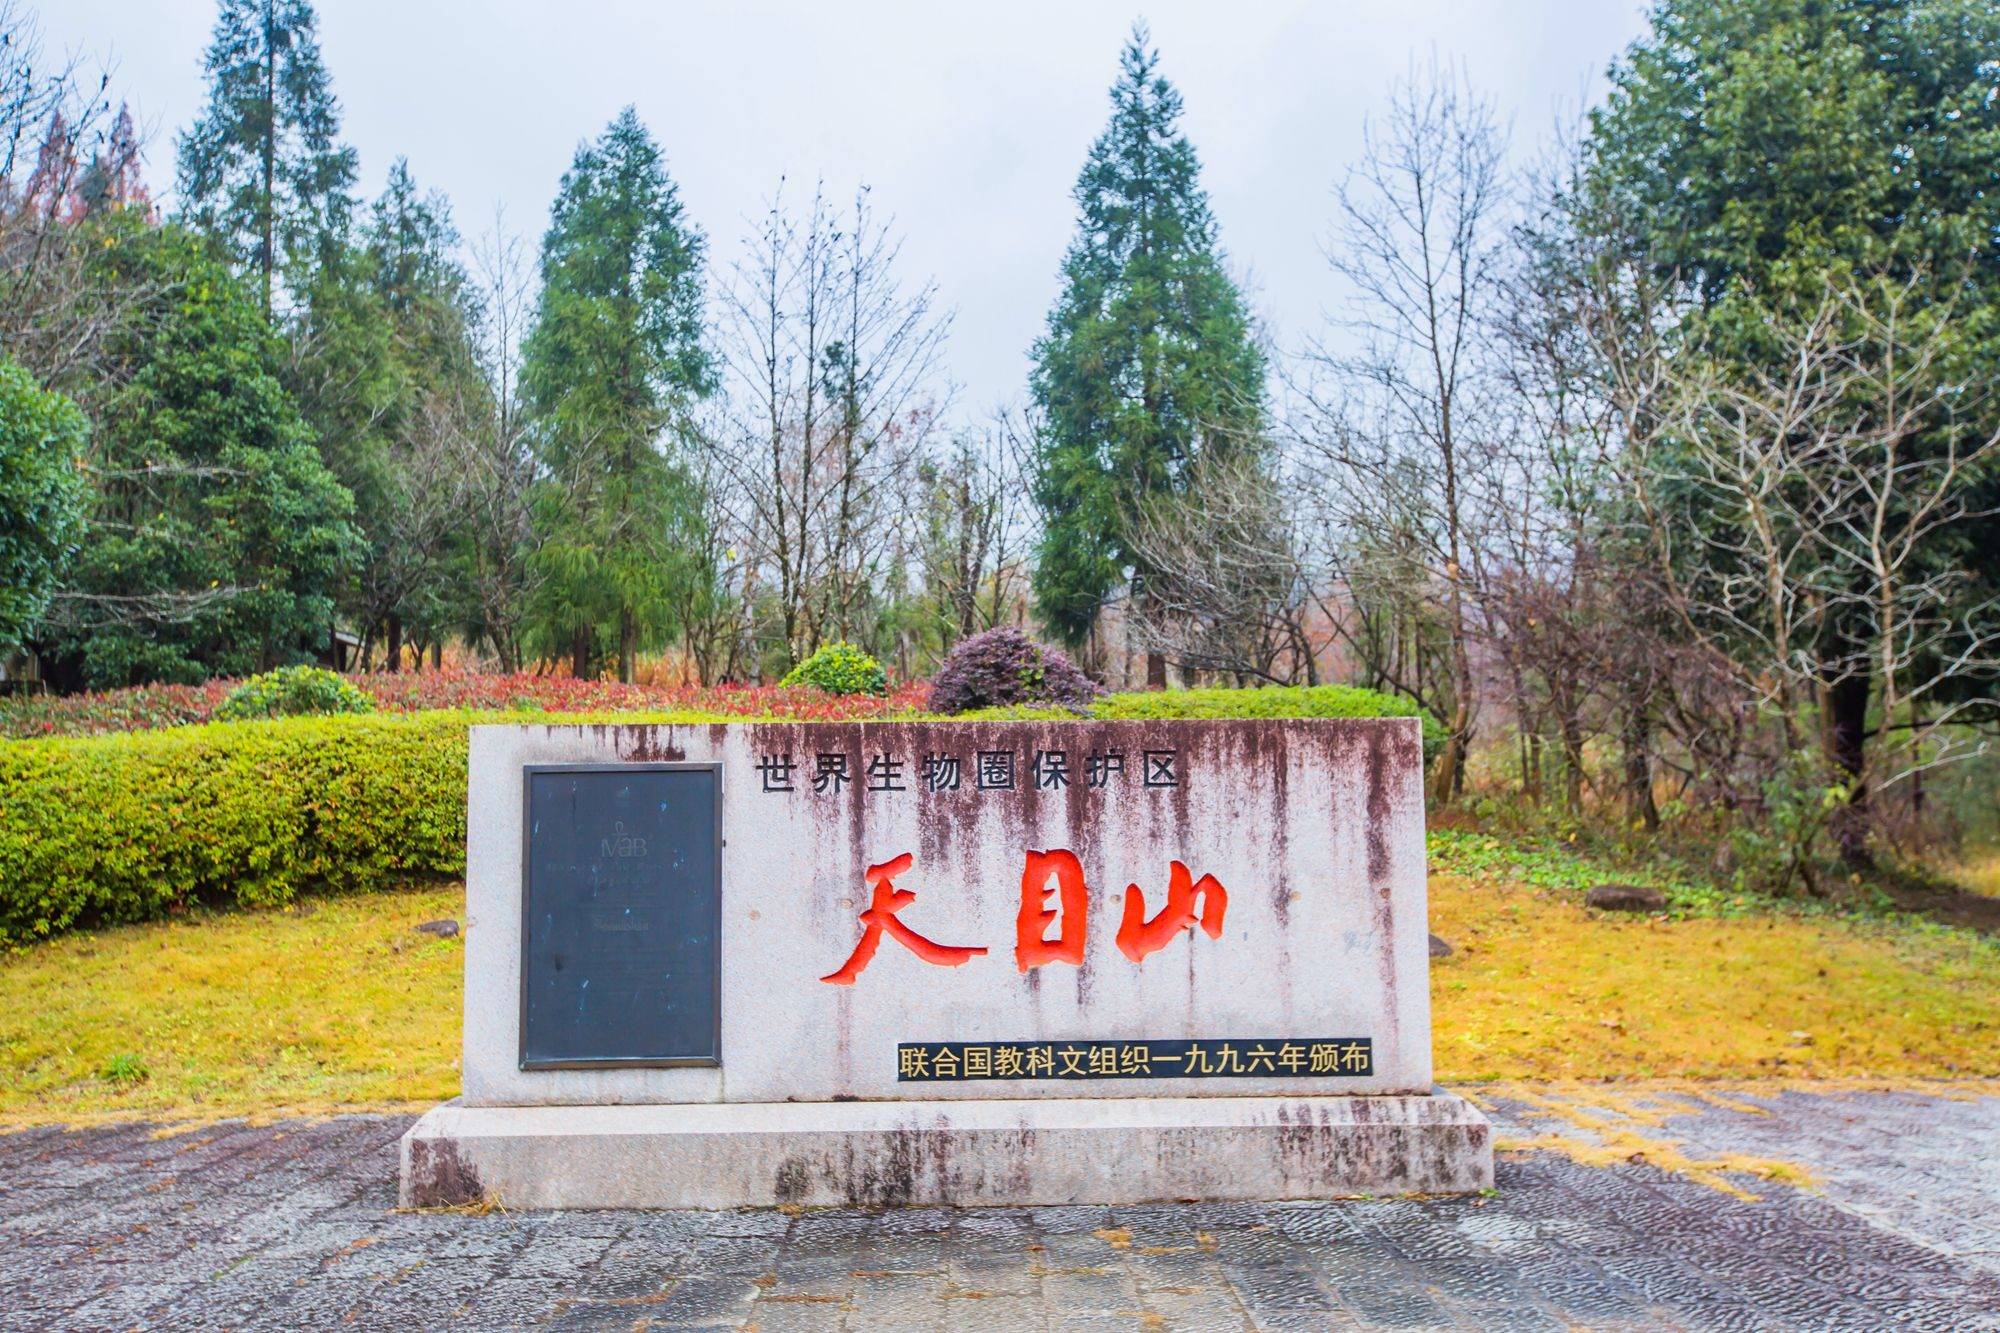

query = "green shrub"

[
  {"left": 0, "top": 713, "right": 469, "bottom": 945},
  {"left": 962, "top": 684, "right": 1446, "bottom": 765},
  {"left": 780, "top": 642, "right": 888, "bottom": 696},
  {"left": 215, "top": 665, "right": 376, "bottom": 721}
]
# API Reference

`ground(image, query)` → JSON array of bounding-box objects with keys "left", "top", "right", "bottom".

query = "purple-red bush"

[{"left": 926, "top": 626, "right": 1100, "bottom": 715}]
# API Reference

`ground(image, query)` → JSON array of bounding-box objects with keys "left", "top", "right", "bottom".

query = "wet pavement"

[{"left": 1, "top": 1085, "right": 1996, "bottom": 1330}]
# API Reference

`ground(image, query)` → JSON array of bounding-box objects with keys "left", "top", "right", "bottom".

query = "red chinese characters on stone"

[
  {"left": 820, "top": 850, "right": 1227, "bottom": 984},
  {"left": 818, "top": 852, "right": 989, "bottom": 985},
  {"left": 1015, "top": 848, "right": 1088, "bottom": 972},
  {"left": 1116, "top": 859, "right": 1228, "bottom": 963}
]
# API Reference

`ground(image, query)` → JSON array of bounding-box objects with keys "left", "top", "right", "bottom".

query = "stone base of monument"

[{"left": 398, "top": 1091, "right": 1492, "bottom": 1210}]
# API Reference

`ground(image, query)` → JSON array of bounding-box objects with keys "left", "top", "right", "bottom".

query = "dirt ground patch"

[{"left": 1882, "top": 877, "right": 2000, "bottom": 936}]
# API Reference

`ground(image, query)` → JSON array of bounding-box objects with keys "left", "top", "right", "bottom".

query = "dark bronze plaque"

[{"left": 521, "top": 765, "right": 720, "bottom": 1069}]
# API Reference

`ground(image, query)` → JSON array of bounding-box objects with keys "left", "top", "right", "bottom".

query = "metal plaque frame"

[{"left": 518, "top": 762, "right": 724, "bottom": 1071}]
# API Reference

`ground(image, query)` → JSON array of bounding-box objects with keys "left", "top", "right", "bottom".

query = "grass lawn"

[
  {"left": 1, "top": 862, "right": 1996, "bottom": 1125},
  {"left": 0, "top": 887, "right": 464, "bottom": 1125},
  {"left": 1428, "top": 872, "right": 1998, "bottom": 1080}
]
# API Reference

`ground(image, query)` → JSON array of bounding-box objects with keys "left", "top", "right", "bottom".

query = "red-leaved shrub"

[
  {"left": 0, "top": 671, "right": 931, "bottom": 739},
  {"left": 926, "top": 627, "right": 1100, "bottom": 715}
]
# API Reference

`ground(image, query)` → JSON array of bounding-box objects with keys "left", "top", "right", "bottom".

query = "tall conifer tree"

[
  {"left": 175, "top": 0, "right": 356, "bottom": 316},
  {"left": 360, "top": 162, "right": 491, "bottom": 667},
  {"left": 520, "top": 107, "right": 712, "bottom": 681},
  {"left": 1029, "top": 24, "right": 1265, "bottom": 662}
]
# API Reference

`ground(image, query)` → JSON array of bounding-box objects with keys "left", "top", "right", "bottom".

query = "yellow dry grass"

[
  {"left": 1428, "top": 873, "right": 2000, "bottom": 1082},
  {"left": 0, "top": 887, "right": 463, "bottom": 1127},
  {"left": 1947, "top": 847, "right": 2000, "bottom": 899},
  {"left": 0, "top": 868, "right": 1994, "bottom": 1126}
]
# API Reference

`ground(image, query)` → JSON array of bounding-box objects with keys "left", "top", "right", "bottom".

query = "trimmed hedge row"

[
  {"left": 965, "top": 684, "right": 1446, "bottom": 764},
  {"left": 0, "top": 712, "right": 473, "bottom": 945},
  {"left": 0, "top": 685, "right": 1440, "bottom": 946}
]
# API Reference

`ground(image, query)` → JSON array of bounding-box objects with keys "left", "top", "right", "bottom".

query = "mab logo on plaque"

[{"left": 400, "top": 719, "right": 1493, "bottom": 1210}]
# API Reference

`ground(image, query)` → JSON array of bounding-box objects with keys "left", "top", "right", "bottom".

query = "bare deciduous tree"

[
  {"left": 457, "top": 209, "right": 543, "bottom": 671},
  {"left": 0, "top": 2, "right": 134, "bottom": 384},
  {"left": 1125, "top": 447, "right": 1330, "bottom": 685},
  {"left": 918, "top": 414, "right": 1030, "bottom": 649},
  {"left": 709, "top": 182, "right": 950, "bottom": 667},
  {"left": 1648, "top": 276, "right": 2000, "bottom": 841},
  {"left": 1301, "top": 55, "right": 1507, "bottom": 798}
]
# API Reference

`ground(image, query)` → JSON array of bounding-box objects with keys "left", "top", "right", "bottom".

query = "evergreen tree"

[
  {"left": 369, "top": 159, "right": 472, "bottom": 324},
  {"left": 43, "top": 217, "right": 360, "bottom": 686},
  {"left": 175, "top": 0, "right": 357, "bottom": 317},
  {"left": 286, "top": 159, "right": 489, "bottom": 670},
  {"left": 1028, "top": 24, "right": 1266, "bottom": 658},
  {"left": 520, "top": 106, "right": 713, "bottom": 682},
  {"left": 1588, "top": 0, "right": 2000, "bottom": 303},
  {"left": 363, "top": 160, "right": 490, "bottom": 666},
  {"left": 0, "top": 356, "right": 88, "bottom": 654},
  {"left": 1583, "top": 0, "right": 2000, "bottom": 852}
]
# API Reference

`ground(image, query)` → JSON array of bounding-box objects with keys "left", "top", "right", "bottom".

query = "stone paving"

[{"left": 1, "top": 1087, "right": 1996, "bottom": 1331}]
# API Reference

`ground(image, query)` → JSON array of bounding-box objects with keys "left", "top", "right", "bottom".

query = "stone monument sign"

[{"left": 401, "top": 717, "right": 1492, "bottom": 1208}]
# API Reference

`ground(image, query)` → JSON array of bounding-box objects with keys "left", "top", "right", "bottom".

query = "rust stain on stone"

[
  {"left": 1363, "top": 723, "right": 1401, "bottom": 1058},
  {"left": 612, "top": 723, "right": 688, "bottom": 764},
  {"left": 913, "top": 721, "right": 964, "bottom": 869},
  {"left": 1242, "top": 721, "right": 1292, "bottom": 928},
  {"left": 405, "top": 1137, "right": 483, "bottom": 1208},
  {"left": 773, "top": 1156, "right": 811, "bottom": 1204}
]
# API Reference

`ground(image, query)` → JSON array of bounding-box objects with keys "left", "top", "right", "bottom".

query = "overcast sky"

[{"left": 40, "top": 1, "right": 1650, "bottom": 414}]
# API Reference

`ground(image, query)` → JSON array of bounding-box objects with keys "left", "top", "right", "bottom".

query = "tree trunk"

[
  {"left": 1559, "top": 711, "right": 1585, "bottom": 816},
  {"left": 570, "top": 626, "right": 592, "bottom": 681},
  {"left": 1145, "top": 651, "right": 1167, "bottom": 690},
  {"left": 1823, "top": 671, "right": 1872, "bottom": 867},
  {"left": 260, "top": 5, "right": 276, "bottom": 320},
  {"left": 1621, "top": 708, "right": 1659, "bottom": 831},
  {"left": 385, "top": 615, "right": 403, "bottom": 674},
  {"left": 1507, "top": 664, "right": 1537, "bottom": 801},
  {"left": 1433, "top": 692, "right": 1472, "bottom": 804},
  {"left": 1446, "top": 645, "right": 1474, "bottom": 802},
  {"left": 1909, "top": 703, "right": 1925, "bottom": 820},
  {"left": 618, "top": 609, "right": 636, "bottom": 685}
]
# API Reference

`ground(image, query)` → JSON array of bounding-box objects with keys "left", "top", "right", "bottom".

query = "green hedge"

[
  {"left": 0, "top": 713, "right": 471, "bottom": 945},
  {"left": 965, "top": 684, "right": 1445, "bottom": 764},
  {"left": 0, "top": 684, "right": 1440, "bottom": 945}
]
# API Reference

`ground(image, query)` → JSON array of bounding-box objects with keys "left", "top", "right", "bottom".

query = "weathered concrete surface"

[
  {"left": 4, "top": 1086, "right": 1997, "bottom": 1330},
  {"left": 1488, "top": 1080, "right": 2000, "bottom": 1282},
  {"left": 399, "top": 1091, "right": 1494, "bottom": 1210},
  {"left": 464, "top": 719, "right": 1432, "bottom": 1108}
]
